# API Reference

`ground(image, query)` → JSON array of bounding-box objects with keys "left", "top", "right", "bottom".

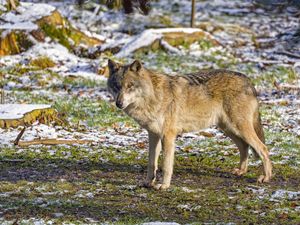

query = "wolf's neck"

[{"left": 147, "top": 69, "right": 171, "bottom": 99}]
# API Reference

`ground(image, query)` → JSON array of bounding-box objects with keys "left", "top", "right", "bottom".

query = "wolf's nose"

[{"left": 116, "top": 100, "right": 123, "bottom": 109}]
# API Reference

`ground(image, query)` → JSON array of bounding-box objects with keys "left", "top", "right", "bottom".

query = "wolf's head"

[{"left": 107, "top": 59, "right": 152, "bottom": 110}]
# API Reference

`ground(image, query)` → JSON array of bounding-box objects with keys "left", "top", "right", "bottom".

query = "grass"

[
  {"left": 29, "top": 56, "right": 56, "bottom": 69},
  {"left": 12, "top": 90, "right": 135, "bottom": 128},
  {"left": 134, "top": 46, "right": 298, "bottom": 88},
  {"left": 252, "top": 66, "right": 299, "bottom": 87},
  {"left": 0, "top": 41, "right": 299, "bottom": 224},
  {"left": 0, "top": 134, "right": 299, "bottom": 224},
  {"left": 0, "top": 90, "right": 299, "bottom": 223}
]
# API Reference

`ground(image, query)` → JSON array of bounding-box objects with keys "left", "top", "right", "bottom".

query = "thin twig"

[{"left": 14, "top": 127, "right": 26, "bottom": 145}]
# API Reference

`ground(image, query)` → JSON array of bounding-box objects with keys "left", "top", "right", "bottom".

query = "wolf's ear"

[
  {"left": 130, "top": 60, "right": 142, "bottom": 73},
  {"left": 108, "top": 59, "right": 119, "bottom": 73}
]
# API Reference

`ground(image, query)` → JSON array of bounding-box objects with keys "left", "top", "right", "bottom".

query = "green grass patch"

[{"left": 29, "top": 56, "right": 56, "bottom": 69}]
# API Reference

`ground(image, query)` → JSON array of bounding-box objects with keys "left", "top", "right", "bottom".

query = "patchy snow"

[
  {"left": 0, "top": 122, "right": 147, "bottom": 148},
  {"left": 99, "top": 34, "right": 132, "bottom": 52},
  {"left": 74, "top": 190, "right": 95, "bottom": 199},
  {"left": 82, "top": 29, "right": 106, "bottom": 41},
  {"left": 0, "top": 42, "right": 106, "bottom": 81},
  {"left": 0, "top": 0, "right": 6, "bottom": 11},
  {"left": 0, "top": 104, "right": 51, "bottom": 120},
  {"left": 270, "top": 190, "right": 300, "bottom": 201},
  {"left": 247, "top": 186, "right": 300, "bottom": 202},
  {"left": 1, "top": 2, "right": 55, "bottom": 24},
  {"left": 0, "top": 0, "right": 299, "bottom": 224},
  {"left": 0, "top": 21, "right": 38, "bottom": 30}
]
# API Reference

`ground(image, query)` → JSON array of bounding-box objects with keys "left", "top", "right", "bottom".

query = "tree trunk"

[{"left": 6, "top": 0, "right": 19, "bottom": 10}]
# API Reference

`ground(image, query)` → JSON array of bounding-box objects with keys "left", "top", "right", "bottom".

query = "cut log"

[
  {"left": 115, "top": 28, "right": 219, "bottom": 58},
  {"left": 0, "top": 104, "right": 58, "bottom": 128}
]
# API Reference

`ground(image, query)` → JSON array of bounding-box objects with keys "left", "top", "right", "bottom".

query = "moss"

[
  {"left": 68, "top": 27, "right": 101, "bottom": 47},
  {"left": 198, "top": 39, "right": 214, "bottom": 50},
  {"left": 40, "top": 23, "right": 72, "bottom": 50},
  {"left": 158, "top": 15, "right": 174, "bottom": 27},
  {"left": 37, "top": 10, "right": 101, "bottom": 50}
]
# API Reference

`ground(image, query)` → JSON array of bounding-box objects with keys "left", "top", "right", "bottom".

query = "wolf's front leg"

[
  {"left": 154, "top": 131, "right": 176, "bottom": 190},
  {"left": 143, "top": 132, "right": 161, "bottom": 188}
]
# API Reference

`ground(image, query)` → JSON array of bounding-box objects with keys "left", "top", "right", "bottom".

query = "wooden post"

[
  {"left": 1, "top": 89, "right": 4, "bottom": 104},
  {"left": 190, "top": 0, "right": 196, "bottom": 28}
]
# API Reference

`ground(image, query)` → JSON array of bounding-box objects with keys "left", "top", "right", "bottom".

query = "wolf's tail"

[{"left": 252, "top": 111, "right": 265, "bottom": 159}]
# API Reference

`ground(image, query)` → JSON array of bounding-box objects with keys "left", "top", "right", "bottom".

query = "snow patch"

[
  {"left": 0, "top": 21, "right": 38, "bottom": 30},
  {"left": 1, "top": 2, "right": 55, "bottom": 24},
  {"left": 271, "top": 190, "right": 300, "bottom": 201},
  {"left": 0, "top": 104, "right": 51, "bottom": 120},
  {"left": 0, "top": 0, "right": 6, "bottom": 11}
]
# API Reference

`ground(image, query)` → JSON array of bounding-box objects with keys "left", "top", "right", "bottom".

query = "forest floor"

[{"left": 0, "top": 0, "right": 299, "bottom": 224}]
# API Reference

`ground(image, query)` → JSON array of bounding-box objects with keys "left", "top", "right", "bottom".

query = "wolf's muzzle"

[
  {"left": 116, "top": 100, "right": 123, "bottom": 109},
  {"left": 116, "top": 94, "right": 124, "bottom": 109}
]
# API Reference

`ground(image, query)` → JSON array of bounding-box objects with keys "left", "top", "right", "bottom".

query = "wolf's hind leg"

[
  {"left": 236, "top": 124, "right": 272, "bottom": 183},
  {"left": 220, "top": 127, "right": 249, "bottom": 176},
  {"left": 144, "top": 132, "right": 161, "bottom": 188}
]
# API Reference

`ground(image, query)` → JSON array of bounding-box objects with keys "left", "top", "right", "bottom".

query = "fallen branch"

[{"left": 17, "top": 139, "right": 93, "bottom": 147}]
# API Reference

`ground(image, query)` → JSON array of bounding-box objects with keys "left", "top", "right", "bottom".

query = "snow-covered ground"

[{"left": 0, "top": 0, "right": 299, "bottom": 224}]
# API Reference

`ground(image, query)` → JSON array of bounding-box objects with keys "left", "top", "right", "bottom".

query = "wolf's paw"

[
  {"left": 257, "top": 175, "right": 271, "bottom": 183},
  {"left": 154, "top": 183, "right": 170, "bottom": 190},
  {"left": 232, "top": 168, "right": 247, "bottom": 176},
  {"left": 141, "top": 180, "right": 155, "bottom": 188}
]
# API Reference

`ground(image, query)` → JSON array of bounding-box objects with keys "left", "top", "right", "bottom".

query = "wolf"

[{"left": 107, "top": 59, "right": 272, "bottom": 190}]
